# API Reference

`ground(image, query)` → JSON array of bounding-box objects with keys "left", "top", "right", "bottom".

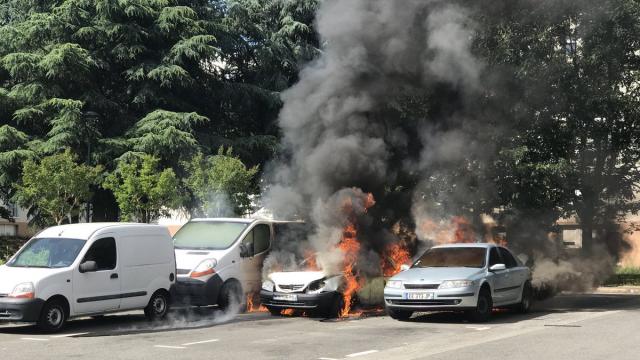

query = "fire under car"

[{"left": 384, "top": 243, "right": 532, "bottom": 322}]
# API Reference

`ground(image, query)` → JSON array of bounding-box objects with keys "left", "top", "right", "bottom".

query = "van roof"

[
  {"left": 189, "top": 218, "right": 304, "bottom": 224},
  {"left": 36, "top": 222, "right": 163, "bottom": 240}
]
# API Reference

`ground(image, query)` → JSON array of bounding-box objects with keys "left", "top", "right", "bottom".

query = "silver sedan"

[{"left": 384, "top": 243, "right": 532, "bottom": 322}]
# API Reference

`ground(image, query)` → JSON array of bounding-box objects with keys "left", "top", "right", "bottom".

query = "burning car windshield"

[
  {"left": 173, "top": 221, "right": 248, "bottom": 250},
  {"left": 7, "top": 238, "right": 86, "bottom": 268},
  {"left": 413, "top": 247, "right": 486, "bottom": 268}
]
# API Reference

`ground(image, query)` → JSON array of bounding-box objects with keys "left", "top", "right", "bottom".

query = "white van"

[
  {"left": 0, "top": 223, "right": 176, "bottom": 332},
  {"left": 172, "top": 218, "right": 305, "bottom": 309}
]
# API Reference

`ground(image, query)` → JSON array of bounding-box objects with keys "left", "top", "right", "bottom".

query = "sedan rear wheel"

[{"left": 518, "top": 281, "right": 533, "bottom": 313}]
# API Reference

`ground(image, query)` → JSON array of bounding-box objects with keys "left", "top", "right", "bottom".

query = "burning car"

[
  {"left": 259, "top": 256, "right": 345, "bottom": 318},
  {"left": 384, "top": 243, "right": 532, "bottom": 322}
]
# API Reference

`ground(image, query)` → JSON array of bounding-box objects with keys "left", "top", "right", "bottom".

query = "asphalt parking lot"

[{"left": 1, "top": 292, "right": 638, "bottom": 360}]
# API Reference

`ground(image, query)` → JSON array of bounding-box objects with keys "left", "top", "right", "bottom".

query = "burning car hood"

[
  {"left": 390, "top": 267, "right": 484, "bottom": 282},
  {"left": 268, "top": 271, "right": 328, "bottom": 285}
]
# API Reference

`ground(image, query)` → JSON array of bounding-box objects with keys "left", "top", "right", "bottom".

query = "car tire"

[
  {"left": 37, "top": 299, "right": 67, "bottom": 333},
  {"left": 518, "top": 281, "right": 533, "bottom": 313},
  {"left": 468, "top": 286, "right": 492, "bottom": 323},
  {"left": 267, "top": 307, "right": 282, "bottom": 316},
  {"left": 144, "top": 290, "right": 170, "bottom": 321},
  {"left": 387, "top": 308, "right": 413, "bottom": 320},
  {"left": 323, "top": 294, "right": 344, "bottom": 319},
  {"left": 218, "top": 280, "right": 244, "bottom": 312}
]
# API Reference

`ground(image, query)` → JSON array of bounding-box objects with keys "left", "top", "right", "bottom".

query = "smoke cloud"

[{"left": 262, "top": 0, "right": 627, "bottom": 297}]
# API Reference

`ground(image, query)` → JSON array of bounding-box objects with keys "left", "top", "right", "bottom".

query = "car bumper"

[
  {"left": 260, "top": 290, "right": 337, "bottom": 310},
  {"left": 172, "top": 274, "right": 224, "bottom": 306},
  {"left": 0, "top": 297, "right": 45, "bottom": 323},
  {"left": 383, "top": 286, "right": 478, "bottom": 311}
]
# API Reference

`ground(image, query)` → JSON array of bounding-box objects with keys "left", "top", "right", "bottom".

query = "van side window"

[
  {"left": 253, "top": 224, "right": 271, "bottom": 254},
  {"left": 82, "top": 237, "right": 117, "bottom": 271},
  {"left": 242, "top": 230, "right": 254, "bottom": 256}
]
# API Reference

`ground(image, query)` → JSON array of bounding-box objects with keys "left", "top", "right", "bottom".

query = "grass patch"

[
  {"left": 616, "top": 266, "right": 640, "bottom": 275},
  {"left": 604, "top": 266, "right": 640, "bottom": 286}
]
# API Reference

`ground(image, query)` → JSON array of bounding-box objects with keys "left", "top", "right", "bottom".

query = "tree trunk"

[{"left": 581, "top": 214, "right": 594, "bottom": 254}]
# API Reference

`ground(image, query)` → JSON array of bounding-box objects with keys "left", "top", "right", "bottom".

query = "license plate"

[
  {"left": 274, "top": 294, "right": 298, "bottom": 301},
  {"left": 406, "top": 292, "right": 434, "bottom": 300}
]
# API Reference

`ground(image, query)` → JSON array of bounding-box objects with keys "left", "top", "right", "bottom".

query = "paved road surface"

[{"left": 1, "top": 293, "right": 638, "bottom": 360}]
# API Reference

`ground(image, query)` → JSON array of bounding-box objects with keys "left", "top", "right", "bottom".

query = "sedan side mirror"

[
  {"left": 489, "top": 263, "right": 506, "bottom": 272},
  {"left": 79, "top": 260, "right": 98, "bottom": 273},
  {"left": 400, "top": 264, "right": 410, "bottom": 272}
]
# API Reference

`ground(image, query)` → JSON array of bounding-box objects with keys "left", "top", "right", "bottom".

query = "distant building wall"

[{"left": 0, "top": 202, "right": 33, "bottom": 238}]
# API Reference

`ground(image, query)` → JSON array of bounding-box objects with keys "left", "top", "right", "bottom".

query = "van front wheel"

[
  {"left": 37, "top": 299, "right": 67, "bottom": 333},
  {"left": 145, "top": 291, "right": 170, "bottom": 321}
]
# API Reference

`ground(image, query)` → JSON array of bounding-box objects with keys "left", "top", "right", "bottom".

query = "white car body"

[
  {"left": 172, "top": 218, "right": 304, "bottom": 307},
  {"left": 0, "top": 223, "right": 175, "bottom": 329}
]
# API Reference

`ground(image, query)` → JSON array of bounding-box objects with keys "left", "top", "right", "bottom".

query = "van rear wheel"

[
  {"left": 37, "top": 299, "right": 67, "bottom": 333},
  {"left": 145, "top": 290, "right": 170, "bottom": 321}
]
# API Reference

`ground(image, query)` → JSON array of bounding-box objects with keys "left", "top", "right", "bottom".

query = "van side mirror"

[
  {"left": 79, "top": 261, "right": 98, "bottom": 273},
  {"left": 400, "top": 264, "right": 410, "bottom": 271},
  {"left": 489, "top": 263, "right": 506, "bottom": 272}
]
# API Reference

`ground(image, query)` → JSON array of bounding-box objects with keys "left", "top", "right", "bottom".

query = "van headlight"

[
  {"left": 386, "top": 280, "right": 403, "bottom": 289},
  {"left": 262, "top": 280, "right": 275, "bottom": 292},
  {"left": 438, "top": 280, "right": 473, "bottom": 289},
  {"left": 9, "top": 282, "right": 35, "bottom": 299},
  {"left": 190, "top": 259, "right": 218, "bottom": 278}
]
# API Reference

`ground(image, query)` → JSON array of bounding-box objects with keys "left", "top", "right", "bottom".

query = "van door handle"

[{"left": 111, "top": 273, "right": 119, "bottom": 279}]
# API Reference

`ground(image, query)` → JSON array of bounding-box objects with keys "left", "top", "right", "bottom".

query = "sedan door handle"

[{"left": 110, "top": 273, "right": 119, "bottom": 279}]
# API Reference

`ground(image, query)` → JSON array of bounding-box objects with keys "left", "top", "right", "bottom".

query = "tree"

[
  {"left": 184, "top": 147, "right": 259, "bottom": 216},
  {"left": 15, "top": 150, "right": 101, "bottom": 225},
  {"left": 104, "top": 154, "right": 183, "bottom": 223}
]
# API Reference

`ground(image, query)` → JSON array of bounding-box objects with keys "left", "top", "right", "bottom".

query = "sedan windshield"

[
  {"left": 413, "top": 247, "right": 486, "bottom": 268},
  {"left": 7, "top": 238, "right": 86, "bottom": 268},
  {"left": 173, "top": 221, "right": 248, "bottom": 250}
]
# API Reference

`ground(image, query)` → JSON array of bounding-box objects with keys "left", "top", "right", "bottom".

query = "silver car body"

[{"left": 384, "top": 243, "right": 531, "bottom": 312}]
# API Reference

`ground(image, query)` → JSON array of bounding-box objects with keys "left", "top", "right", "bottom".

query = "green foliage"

[
  {"left": 15, "top": 149, "right": 102, "bottom": 225},
  {"left": 184, "top": 147, "right": 259, "bottom": 216},
  {"left": 104, "top": 154, "right": 184, "bottom": 223}
]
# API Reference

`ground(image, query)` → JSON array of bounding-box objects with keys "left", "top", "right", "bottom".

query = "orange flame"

[
  {"left": 303, "top": 250, "right": 320, "bottom": 271},
  {"left": 336, "top": 190, "right": 375, "bottom": 318},
  {"left": 417, "top": 216, "right": 476, "bottom": 244},
  {"left": 246, "top": 294, "right": 267, "bottom": 313},
  {"left": 281, "top": 309, "right": 295, "bottom": 316},
  {"left": 381, "top": 242, "right": 411, "bottom": 277}
]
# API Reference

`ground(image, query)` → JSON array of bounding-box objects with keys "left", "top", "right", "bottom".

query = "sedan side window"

[
  {"left": 498, "top": 248, "right": 518, "bottom": 268},
  {"left": 81, "top": 237, "right": 116, "bottom": 271},
  {"left": 488, "top": 248, "right": 502, "bottom": 266}
]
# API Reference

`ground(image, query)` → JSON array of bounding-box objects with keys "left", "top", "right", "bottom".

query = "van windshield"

[
  {"left": 7, "top": 238, "right": 86, "bottom": 268},
  {"left": 173, "top": 221, "right": 248, "bottom": 250}
]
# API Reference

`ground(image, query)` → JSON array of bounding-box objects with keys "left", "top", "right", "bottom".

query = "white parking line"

[
  {"left": 154, "top": 345, "right": 186, "bottom": 349},
  {"left": 21, "top": 338, "right": 49, "bottom": 341},
  {"left": 181, "top": 339, "right": 219, "bottom": 346},
  {"left": 466, "top": 326, "right": 491, "bottom": 331},
  {"left": 52, "top": 332, "right": 90, "bottom": 338},
  {"left": 346, "top": 350, "right": 379, "bottom": 357},
  {"left": 318, "top": 358, "right": 340, "bottom": 360}
]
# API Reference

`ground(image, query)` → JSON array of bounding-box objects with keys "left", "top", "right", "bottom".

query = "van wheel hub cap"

[
  {"left": 153, "top": 298, "right": 166, "bottom": 314},
  {"left": 48, "top": 308, "right": 63, "bottom": 326}
]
